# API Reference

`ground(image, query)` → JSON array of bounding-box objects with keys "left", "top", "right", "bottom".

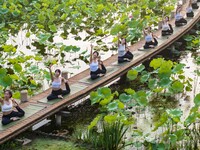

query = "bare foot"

[
  {"left": 58, "top": 95, "right": 64, "bottom": 99},
  {"left": 11, "top": 117, "right": 20, "bottom": 121}
]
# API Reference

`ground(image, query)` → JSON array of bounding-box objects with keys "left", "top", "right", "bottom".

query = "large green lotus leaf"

[
  {"left": 184, "top": 112, "right": 197, "bottom": 127},
  {"left": 148, "top": 78, "right": 157, "bottom": 89},
  {"left": 13, "top": 64, "right": 22, "bottom": 72},
  {"left": 172, "top": 63, "right": 185, "bottom": 74},
  {"left": 49, "top": 24, "right": 57, "bottom": 33},
  {"left": 13, "top": 91, "right": 21, "bottom": 99},
  {"left": 0, "top": 75, "right": 12, "bottom": 87},
  {"left": 166, "top": 109, "right": 183, "bottom": 123},
  {"left": 137, "top": 96, "right": 148, "bottom": 106},
  {"left": 124, "top": 88, "right": 135, "bottom": 95},
  {"left": 104, "top": 114, "right": 117, "bottom": 123},
  {"left": 140, "top": 74, "right": 150, "bottom": 83},
  {"left": 169, "top": 134, "right": 177, "bottom": 144},
  {"left": 107, "top": 101, "right": 118, "bottom": 111},
  {"left": 119, "top": 93, "right": 132, "bottom": 103},
  {"left": 171, "top": 81, "right": 184, "bottom": 93},
  {"left": 90, "top": 91, "right": 102, "bottom": 105},
  {"left": 157, "top": 143, "right": 165, "bottom": 150},
  {"left": 174, "top": 129, "right": 185, "bottom": 141},
  {"left": 150, "top": 58, "right": 164, "bottom": 70},
  {"left": 153, "top": 112, "right": 168, "bottom": 131},
  {"left": 194, "top": 93, "right": 200, "bottom": 106},
  {"left": 0, "top": 68, "right": 7, "bottom": 78},
  {"left": 133, "top": 64, "right": 145, "bottom": 72},
  {"left": 99, "top": 96, "right": 113, "bottom": 106},
  {"left": 159, "top": 77, "right": 171, "bottom": 87},
  {"left": 0, "top": 8, "right": 9, "bottom": 14},
  {"left": 127, "top": 70, "right": 138, "bottom": 80},
  {"left": 97, "top": 87, "right": 112, "bottom": 98}
]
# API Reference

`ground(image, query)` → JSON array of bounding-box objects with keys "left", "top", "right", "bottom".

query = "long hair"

[{"left": 5, "top": 90, "right": 12, "bottom": 98}]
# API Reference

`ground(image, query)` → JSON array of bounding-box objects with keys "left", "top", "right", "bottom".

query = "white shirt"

[{"left": 118, "top": 44, "right": 126, "bottom": 57}]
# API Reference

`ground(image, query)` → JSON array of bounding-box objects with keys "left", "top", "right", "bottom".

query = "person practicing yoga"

[
  {"left": 175, "top": 4, "right": 187, "bottom": 27},
  {"left": 117, "top": 35, "right": 134, "bottom": 63},
  {"left": 161, "top": 16, "right": 173, "bottom": 36},
  {"left": 191, "top": 0, "right": 199, "bottom": 9},
  {"left": 90, "top": 44, "right": 106, "bottom": 80},
  {"left": 143, "top": 27, "right": 158, "bottom": 49},
  {"left": 1, "top": 90, "right": 25, "bottom": 125},
  {"left": 187, "top": 0, "right": 194, "bottom": 17},
  {"left": 47, "top": 65, "right": 70, "bottom": 100}
]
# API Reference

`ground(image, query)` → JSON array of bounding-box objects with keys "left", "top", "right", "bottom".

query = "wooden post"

[
  {"left": 62, "top": 71, "right": 68, "bottom": 79},
  {"left": 20, "top": 90, "right": 28, "bottom": 103},
  {"left": 55, "top": 113, "right": 62, "bottom": 126},
  {"left": 170, "top": 11, "right": 175, "bottom": 19},
  {"left": 158, "top": 21, "right": 163, "bottom": 30}
]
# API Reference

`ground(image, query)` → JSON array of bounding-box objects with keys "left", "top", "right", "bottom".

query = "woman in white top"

[
  {"left": 90, "top": 44, "right": 106, "bottom": 80},
  {"left": 162, "top": 16, "right": 174, "bottom": 36},
  {"left": 117, "top": 35, "right": 133, "bottom": 63},
  {"left": 143, "top": 27, "right": 158, "bottom": 49},
  {"left": 1, "top": 90, "right": 25, "bottom": 125},
  {"left": 175, "top": 4, "right": 187, "bottom": 27},
  {"left": 187, "top": 0, "right": 194, "bottom": 17},
  {"left": 161, "top": 16, "right": 174, "bottom": 36},
  {"left": 47, "top": 65, "right": 70, "bottom": 100},
  {"left": 191, "top": 0, "right": 199, "bottom": 9}
]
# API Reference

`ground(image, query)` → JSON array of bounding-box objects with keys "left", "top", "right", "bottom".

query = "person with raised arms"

[
  {"left": 117, "top": 34, "right": 134, "bottom": 63},
  {"left": 1, "top": 90, "right": 25, "bottom": 125},
  {"left": 143, "top": 27, "right": 158, "bottom": 49},
  {"left": 47, "top": 65, "right": 70, "bottom": 100},
  {"left": 89, "top": 44, "right": 106, "bottom": 80},
  {"left": 187, "top": 0, "right": 194, "bottom": 18},
  {"left": 161, "top": 16, "right": 174, "bottom": 36},
  {"left": 175, "top": 4, "right": 187, "bottom": 27}
]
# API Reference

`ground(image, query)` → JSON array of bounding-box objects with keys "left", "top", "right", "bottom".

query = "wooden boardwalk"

[{"left": 0, "top": 1, "right": 200, "bottom": 144}]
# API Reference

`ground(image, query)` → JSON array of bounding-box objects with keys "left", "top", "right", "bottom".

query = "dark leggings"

[
  {"left": 175, "top": 18, "right": 187, "bottom": 27},
  {"left": 2, "top": 106, "right": 25, "bottom": 125},
  {"left": 90, "top": 64, "right": 107, "bottom": 80},
  {"left": 118, "top": 51, "right": 134, "bottom": 63},
  {"left": 162, "top": 24, "right": 173, "bottom": 36},
  {"left": 187, "top": 11, "right": 194, "bottom": 18},
  {"left": 143, "top": 38, "right": 158, "bottom": 49},
  {"left": 47, "top": 83, "right": 71, "bottom": 100},
  {"left": 192, "top": 3, "right": 199, "bottom": 9}
]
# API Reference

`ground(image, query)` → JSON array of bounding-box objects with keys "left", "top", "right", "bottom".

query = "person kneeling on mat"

[
  {"left": 143, "top": 27, "right": 158, "bottom": 49},
  {"left": 117, "top": 34, "right": 134, "bottom": 63},
  {"left": 175, "top": 4, "right": 187, "bottom": 27},
  {"left": 90, "top": 44, "right": 106, "bottom": 80},
  {"left": 47, "top": 65, "right": 70, "bottom": 100},
  {"left": 191, "top": 0, "right": 199, "bottom": 9},
  {"left": 1, "top": 90, "right": 25, "bottom": 125},
  {"left": 161, "top": 16, "right": 173, "bottom": 36}
]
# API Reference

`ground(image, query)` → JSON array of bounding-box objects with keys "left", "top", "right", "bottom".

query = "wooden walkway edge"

[{"left": 0, "top": 1, "right": 200, "bottom": 144}]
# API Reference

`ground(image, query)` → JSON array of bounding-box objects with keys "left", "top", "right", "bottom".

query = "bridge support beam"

[
  {"left": 20, "top": 90, "right": 28, "bottom": 103},
  {"left": 119, "top": 73, "right": 127, "bottom": 84},
  {"left": 55, "top": 113, "right": 62, "bottom": 126}
]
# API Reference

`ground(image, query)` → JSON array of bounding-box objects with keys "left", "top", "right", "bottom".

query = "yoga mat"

[
  {"left": 0, "top": 104, "right": 45, "bottom": 131},
  {"left": 37, "top": 83, "right": 88, "bottom": 104},
  {"left": 79, "top": 66, "right": 119, "bottom": 84}
]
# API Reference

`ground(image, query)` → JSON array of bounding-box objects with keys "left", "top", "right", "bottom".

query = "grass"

[{"left": 17, "top": 137, "right": 85, "bottom": 150}]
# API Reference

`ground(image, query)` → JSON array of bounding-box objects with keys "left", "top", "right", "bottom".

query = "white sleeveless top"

[
  {"left": 52, "top": 78, "right": 62, "bottom": 88},
  {"left": 118, "top": 44, "right": 126, "bottom": 57},
  {"left": 162, "top": 23, "right": 170, "bottom": 31},
  {"left": 90, "top": 61, "right": 98, "bottom": 72},
  {"left": 175, "top": 13, "right": 183, "bottom": 21},
  {"left": 145, "top": 35, "right": 153, "bottom": 42},
  {"left": 1, "top": 101, "right": 13, "bottom": 112},
  {"left": 186, "top": 7, "right": 193, "bottom": 13}
]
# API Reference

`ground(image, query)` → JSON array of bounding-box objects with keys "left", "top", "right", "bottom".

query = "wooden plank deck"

[{"left": 0, "top": 1, "right": 200, "bottom": 144}]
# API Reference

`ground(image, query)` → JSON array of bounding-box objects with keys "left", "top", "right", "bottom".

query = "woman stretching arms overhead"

[
  {"left": 1, "top": 90, "right": 25, "bottom": 125},
  {"left": 47, "top": 65, "right": 70, "bottom": 100}
]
